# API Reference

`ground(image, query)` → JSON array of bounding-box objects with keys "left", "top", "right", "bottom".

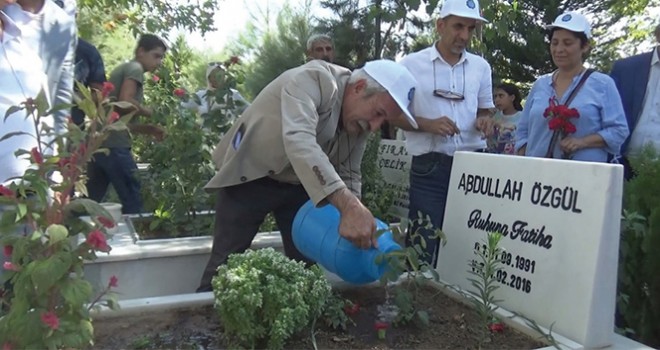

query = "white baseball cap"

[
  {"left": 439, "top": 0, "right": 488, "bottom": 23},
  {"left": 547, "top": 12, "right": 592, "bottom": 39},
  {"left": 363, "top": 60, "right": 418, "bottom": 129}
]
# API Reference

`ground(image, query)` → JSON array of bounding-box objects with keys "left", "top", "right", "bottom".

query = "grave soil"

[{"left": 93, "top": 285, "right": 547, "bottom": 349}]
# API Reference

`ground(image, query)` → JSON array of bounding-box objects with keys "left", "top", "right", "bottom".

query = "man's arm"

[
  {"left": 280, "top": 67, "right": 378, "bottom": 249},
  {"left": 327, "top": 187, "right": 378, "bottom": 249},
  {"left": 53, "top": 31, "right": 77, "bottom": 136},
  {"left": 118, "top": 79, "right": 153, "bottom": 117}
]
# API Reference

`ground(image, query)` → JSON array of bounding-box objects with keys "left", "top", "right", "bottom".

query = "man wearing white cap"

[
  {"left": 394, "top": 0, "right": 494, "bottom": 266},
  {"left": 197, "top": 59, "right": 418, "bottom": 291}
]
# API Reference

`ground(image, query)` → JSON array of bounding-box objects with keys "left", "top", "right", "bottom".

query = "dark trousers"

[
  {"left": 86, "top": 147, "right": 143, "bottom": 214},
  {"left": 406, "top": 152, "right": 454, "bottom": 268},
  {"left": 197, "top": 177, "right": 312, "bottom": 292}
]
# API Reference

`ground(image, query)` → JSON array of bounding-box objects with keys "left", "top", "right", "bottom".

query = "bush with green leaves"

[
  {"left": 132, "top": 38, "right": 241, "bottom": 237},
  {"left": 211, "top": 248, "right": 331, "bottom": 349},
  {"left": 618, "top": 147, "right": 660, "bottom": 348}
]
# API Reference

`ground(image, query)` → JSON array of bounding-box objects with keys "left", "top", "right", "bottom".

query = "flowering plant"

[
  {"left": 0, "top": 82, "right": 126, "bottom": 348},
  {"left": 212, "top": 248, "right": 331, "bottom": 349},
  {"left": 543, "top": 97, "right": 579, "bottom": 159}
]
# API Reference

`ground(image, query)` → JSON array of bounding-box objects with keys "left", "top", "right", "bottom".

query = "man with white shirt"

[
  {"left": 394, "top": 0, "right": 494, "bottom": 266},
  {"left": 0, "top": 1, "right": 50, "bottom": 278},
  {"left": 610, "top": 23, "right": 660, "bottom": 179},
  {"left": 3, "top": 0, "right": 76, "bottom": 136}
]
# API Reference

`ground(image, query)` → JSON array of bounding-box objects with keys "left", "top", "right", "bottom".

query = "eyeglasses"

[{"left": 432, "top": 60, "right": 465, "bottom": 101}]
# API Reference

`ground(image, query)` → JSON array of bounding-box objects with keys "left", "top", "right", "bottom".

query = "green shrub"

[
  {"left": 211, "top": 248, "right": 331, "bottom": 349},
  {"left": 618, "top": 147, "right": 660, "bottom": 348}
]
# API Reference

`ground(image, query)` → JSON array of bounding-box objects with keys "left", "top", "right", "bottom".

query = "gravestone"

[
  {"left": 376, "top": 140, "right": 412, "bottom": 218},
  {"left": 437, "top": 152, "right": 623, "bottom": 348}
]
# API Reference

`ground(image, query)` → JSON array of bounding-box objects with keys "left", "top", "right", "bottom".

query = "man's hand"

[
  {"left": 421, "top": 116, "right": 460, "bottom": 137},
  {"left": 327, "top": 188, "right": 378, "bottom": 249},
  {"left": 150, "top": 125, "right": 166, "bottom": 141},
  {"left": 475, "top": 116, "right": 494, "bottom": 137}
]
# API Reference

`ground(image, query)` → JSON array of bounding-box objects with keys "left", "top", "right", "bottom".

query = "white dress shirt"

[
  {"left": 627, "top": 47, "right": 660, "bottom": 156},
  {"left": 0, "top": 12, "right": 50, "bottom": 185},
  {"left": 399, "top": 45, "right": 494, "bottom": 156}
]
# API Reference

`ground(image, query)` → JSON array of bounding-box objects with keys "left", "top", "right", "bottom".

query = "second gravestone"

[{"left": 437, "top": 152, "right": 623, "bottom": 348}]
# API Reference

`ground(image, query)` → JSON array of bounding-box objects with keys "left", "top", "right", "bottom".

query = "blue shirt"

[
  {"left": 72, "top": 38, "right": 106, "bottom": 125},
  {"left": 515, "top": 71, "right": 629, "bottom": 162}
]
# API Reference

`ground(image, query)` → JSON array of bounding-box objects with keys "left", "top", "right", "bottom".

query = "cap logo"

[
  {"left": 466, "top": 0, "right": 476, "bottom": 9},
  {"left": 561, "top": 14, "right": 572, "bottom": 22},
  {"left": 408, "top": 87, "right": 415, "bottom": 101}
]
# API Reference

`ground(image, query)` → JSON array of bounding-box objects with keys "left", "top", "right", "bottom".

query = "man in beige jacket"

[{"left": 198, "top": 59, "right": 418, "bottom": 291}]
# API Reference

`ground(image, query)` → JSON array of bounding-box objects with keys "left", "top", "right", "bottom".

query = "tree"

[
  {"left": 315, "top": 0, "right": 438, "bottom": 67},
  {"left": 227, "top": 1, "right": 316, "bottom": 98},
  {"left": 76, "top": 0, "right": 220, "bottom": 40}
]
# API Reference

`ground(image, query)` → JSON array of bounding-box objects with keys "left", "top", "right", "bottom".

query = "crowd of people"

[{"left": 1, "top": 0, "right": 658, "bottom": 287}]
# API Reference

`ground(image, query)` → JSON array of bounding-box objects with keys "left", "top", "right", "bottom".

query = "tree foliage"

[
  {"left": 76, "top": 0, "right": 220, "bottom": 40},
  {"left": 227, "top": 1, "right": 316, "bottom": 99},
  {"left": 316, "top": 0, "right": 657, "bottom": 87}
]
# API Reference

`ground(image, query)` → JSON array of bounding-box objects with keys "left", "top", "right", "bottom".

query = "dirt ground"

[{"left": 93, "top": 285, "right": 547, "bottom": 349}]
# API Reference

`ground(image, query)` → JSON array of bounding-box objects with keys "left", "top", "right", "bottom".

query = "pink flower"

[
  {"left": 3, "top": 262, "right": 19, "bottom": 271},
  {"left": 108, "top": 111, "right": 120, "bottom": 123},
  {"left": 86, "top": 230, "right": 110, "bottom": 252},
  {"left": 97, "top": 216, "right": 115, "bottom": 228},
  {"left": 101, "top": 81, "right": 115, "bottom": 98},
  {"left": 489, "top": 322, "right": 505, "bottom": 333},
  {"left": 30, "top": 147, "right": 43, "bottom": 164},
  {"left": 173, "top": 88, "right": 185, "bottom": 97},
  {"left": 108, "top": 275, "right": 119, "bottom": 288},
  {"left": 0, "top": 185, "right": 14, "bottom": 197},
  {"left": 2, "top": 342, "right": 12, "bottom": 350},
  {"left": 41, "top": 311, "right": 60, "bottom": 330},
  {"left": 152, "top": 75, "right": 160, "bottom": 82},
  {"left": 3, "top": 245, "right": 12, "bottom": 257}
]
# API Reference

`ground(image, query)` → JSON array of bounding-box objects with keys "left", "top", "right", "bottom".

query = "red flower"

[
  {"left": 489, "top": 322, "right": 505, "bottom": 333},
  {"left": 2, "top": 262, "right": 19, "bottom": 271},
  {"left": 41, "top": 311, "right": 60, "bottom": 330},
  {"left": 97, "top": 216, "right": 115, "bottom": 228},
  {"left": 152, "top": 75, "right": 160, "bottom": 82},
  {"left": 173, "top": 88, "right": 185, "bottom": 97},
  {"left": 344, "top": 302, "right": 360, "bottom": 315},
  {"left": 543, "top": 99, "right": 579, "bottom": 136},
  {"left": 86, "top": 230, "right": 110, "bottom": 252},
  {"left": 101, "top": 81, "right": 115, "bottom": 98},
  {"left": 108, "top": 111, "right": 120, "bottom": 123},
  {"left": 374, "top": 321, "right": 388, "bottom": 340},
  {"left": 3, "top": 245, "right": 12, "bottom": 257},
  {"left": 108, "top": 275, "right": 119, "bottom": 288},
  {"left": 30, "top": 147, "right": 43, "bottom": 164},
  {"left": 0, "top": 185, "right": 15, "bottom": 198},
  {"left": 57, "top": 157, "right": 70, "bottom": 168}
]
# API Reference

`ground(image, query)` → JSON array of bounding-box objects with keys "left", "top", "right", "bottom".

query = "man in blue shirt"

[{"left": 72, "top": 38, "right": 106, "bottom": 126}]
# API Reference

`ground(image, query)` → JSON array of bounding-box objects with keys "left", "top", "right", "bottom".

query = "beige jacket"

[{"left": 204, "top": 60, "right": 368, "bottom": 206}]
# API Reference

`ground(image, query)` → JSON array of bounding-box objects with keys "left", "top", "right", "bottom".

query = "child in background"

[{"left": 488, "top": 83, "right": 523, "bottom": 154}]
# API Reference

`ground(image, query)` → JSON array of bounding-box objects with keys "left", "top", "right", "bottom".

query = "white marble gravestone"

[
  {"left": 376, "top": 140, "right": 412, "bottom": 218},
  {"left": 437, "top": 152, "right": 623, "bottom": 348}
]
